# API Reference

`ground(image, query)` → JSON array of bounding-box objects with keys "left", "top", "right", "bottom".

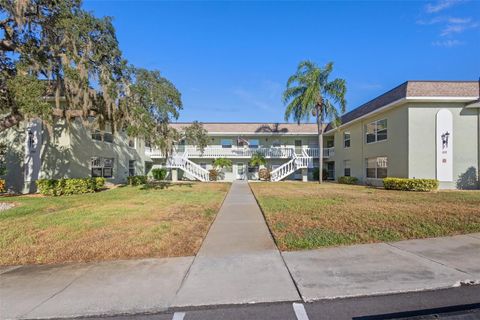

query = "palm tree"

[{"left": 283, "top": 60, "right": 347, "bottom": 183}]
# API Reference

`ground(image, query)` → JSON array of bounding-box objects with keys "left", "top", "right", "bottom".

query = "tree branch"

[{"left": 0, "top": 112, "right": 24, "bottom": 132}]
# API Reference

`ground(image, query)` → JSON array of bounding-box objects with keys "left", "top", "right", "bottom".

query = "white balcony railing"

[{"left": 145, "top": 146, "right": 335, "bottom": 159}]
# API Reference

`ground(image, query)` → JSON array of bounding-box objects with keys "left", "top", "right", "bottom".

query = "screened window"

[
  {"left": 103, "top": 132, "right": 113, "bottom": 143},
  {"left": 91, "top": 130, "right": 102, "bottom": 141},
  {"left": 344, "top": 160, "right": 351, "bottom": 177},
  {"left": 365, "top": 119, "right": 388, "bottom": 144},
  {"left": 91, "top": 157, "right": 114, "bottom": 178},
  {"left": 366, "top": 157, "right": 388, "bottom": 179},
  {"left": 344, "top": 132, "right": 351, "bottom": 148},
  {"left": 128, "top": 160, "right": 135, "bottom": 177},
  {"left": 221, "top": 139, "right": 232, "bottom": 148},
  {"left": 249, "top": 139, "right": 259, "bottom": 149},
  {"left": 272, "top": 140, "right": 281, "bottom": 147},
  {"left": 248, "top": 165, "right": 259, "bottom": 173}
]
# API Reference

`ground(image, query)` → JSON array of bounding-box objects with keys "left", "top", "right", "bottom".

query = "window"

[
  {"left": 272, "top": 140, "right": 281, "bottom": 147},
  {"left": 221, "top": 139, "right": 232, "bottom": 148},
  {"left": 128, "top": 139, "right": 135, "bottom": 148},
  {"left": 344, "top": 160, "right": 351, "bottom": 177},
  {"left": 344, "top": 132, "right": 351, "bottom": 148},
  {"left": 103, "top": 132, "right": 113, "bottom": 143},
  {"left": 128, "top": 160, "right": 135, "bottom": 177},
  {"left": 366, "top": 157, "right": 388, "bottom": 179},
  {"left": 365, "top": 119, "right": 388, "bottom": 144},
  {"left": 248, "top": 165, "right": 259, "bottom": 173},
  {"left": 200, "top": 163, "right": 207, "bottom": 169},
  {"left": 91, "top": 130, "right": 102, "bottom": 141},
  {"left": 249, "top": 139, "right": 259, "bottom": 149},
  {"left": 91, "top": 157, "right": 114, "bottom": 178}
]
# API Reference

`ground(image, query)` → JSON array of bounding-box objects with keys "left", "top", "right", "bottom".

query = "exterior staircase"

[
  {"left": 166, "top": 151, "right": 210, "bottom": 182},
  {"left": 270, "top": 150, "right": 313, "bottom": 182}
]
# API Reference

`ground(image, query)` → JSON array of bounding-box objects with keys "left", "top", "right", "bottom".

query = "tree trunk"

[
  {"left": 316, "top": 108, "right": 323, "bottom": 184},
  {"left": 0, "top": 112, "right": 23, "bottom": 132}
]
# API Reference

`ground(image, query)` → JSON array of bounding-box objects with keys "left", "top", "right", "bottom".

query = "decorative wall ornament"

[{"left": 436, "top": 109, "right": 453, "bottom": 182}]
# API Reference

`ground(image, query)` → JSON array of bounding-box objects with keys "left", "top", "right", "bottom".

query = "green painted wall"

[{"left": 408, "top": 103, "right": 479, "bottom": 189}]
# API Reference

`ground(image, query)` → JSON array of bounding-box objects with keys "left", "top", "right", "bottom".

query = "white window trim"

[
  {"left": 365, "top": 156, "right": 388, "bottom": 179},
  {"left": 343, "top": 132, "right": 351, "bottom": 149},
  {"left": 365, "top": 119, "right": 388, "bottom": 145}
]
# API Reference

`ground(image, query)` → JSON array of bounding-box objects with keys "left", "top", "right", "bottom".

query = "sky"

[{"left": 83, "top": 0, "right": 480, "bottom": 123}]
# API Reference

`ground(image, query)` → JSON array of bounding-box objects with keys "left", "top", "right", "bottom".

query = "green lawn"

[
  {"left": 250, "top": 182, "right": 480, "bottom": 251},
  {"left": 0, "top": 183, "right": 229, "bottom": 265}
]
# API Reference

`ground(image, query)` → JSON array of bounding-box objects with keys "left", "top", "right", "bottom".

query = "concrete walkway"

[{"left": 172, "top": 180, "right": 300, "bottom": 306}]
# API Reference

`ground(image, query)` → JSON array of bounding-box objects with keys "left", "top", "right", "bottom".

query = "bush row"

[
  {"left": 383, "top": 177, "right": 439, "bottom": 192},
  {"left": 127, "top": 175, "right": 148, "bottom": 186},
  {"left": 337, "top": 176, "right": 358, "bottom": 185},
  {"left": 151, "top": 168, "right": 167, "bottom": 180},
  {"left": 36, "top": 177, "right": 105, "bottom": 196}
]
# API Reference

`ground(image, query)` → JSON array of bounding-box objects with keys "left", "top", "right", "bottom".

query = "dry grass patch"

[
  {"left": 0, "top": 183, "right": 229, "bottom": 265},
  {"left": 250, "top": 182, "right": 480, "bottom": 250}
]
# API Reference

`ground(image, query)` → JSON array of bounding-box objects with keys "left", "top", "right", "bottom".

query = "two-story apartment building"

[
  {"left": 151, "top": 81, "right": 479, "bottom": 189},
  {"left": 324, "top": 81, "right": 480, "bottom": 189},
  {"left": 2, "top": 80, "right": 478, "bottom": 192},
  {"left": 0, "top": 117, "right": 149, "bottom": 193},
  {"left": 146, "top": 122, "right": 326, "bottom": 182}
]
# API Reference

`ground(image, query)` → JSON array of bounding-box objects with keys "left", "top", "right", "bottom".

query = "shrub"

[
  {"left": 209, "top": 169, "right": 219, "bottom": 181},
  {"left": 36, "top": 178, "right": 104, "bottom": 196},
  {"left": 151, "top": 168, "right": 167, "bottom": 181},
  {"left": 0, "top": 179, "right": 5, "bottom": 193},
  {"left": 127, "top": 175, "right": 148, "bottom": 186},
  {"left": 259, "top": 168, "right": 270, "bottom": 181},
  {"left": 94, "top": 177, "right": 106, "bottom": 189},
  {"left": 383, "top": 177, "right": 439, "bottom": 192},
  {"left": 338, "top": 176, "right": 358, "bottom": 185}
]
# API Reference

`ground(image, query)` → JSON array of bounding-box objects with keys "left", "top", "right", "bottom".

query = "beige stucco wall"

[
  {"left": 408, "top": 103, "right": 479, "bottom": 189},
  {"left": 330, "top": 104, "right": 409, "bottom": 183}
]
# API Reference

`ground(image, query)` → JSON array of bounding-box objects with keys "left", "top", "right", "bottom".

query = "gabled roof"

[
  {"left": 170, "top": 122, "right": 319, "bottom": 135},
  {"left": 325, "top": 81, "right": 479, "bottom": 132}
]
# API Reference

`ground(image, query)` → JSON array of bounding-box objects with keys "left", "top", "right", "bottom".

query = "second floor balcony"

[{"left": 146, "top": 145, "right": 335, "bottom": 159}]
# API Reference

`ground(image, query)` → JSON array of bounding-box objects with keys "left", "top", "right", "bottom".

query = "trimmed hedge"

[
  {"left": 383, "top": 177, "right": 439, "bottom": 192},
  {"left": 151, "top": 168, "right": 167, "bottom": 181},
  {"left": 36, "top": 177, "right": 105, "bottom": 196},
  {"left": 0, "top": 179, "right": 5, "bottom": 193},
  {"left": 127, "top": 175, "right": 147, "bottom": 186},
  {"left": 338, "top": 176, "right": 358, "bottom": 185}
]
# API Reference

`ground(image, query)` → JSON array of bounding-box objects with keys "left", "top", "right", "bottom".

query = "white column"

[
  {"left": 302, "top": 168, "right": 308, "bottom": 182},
  {"left": 171, "top": 168, "right": 178, "bottom": 182}
]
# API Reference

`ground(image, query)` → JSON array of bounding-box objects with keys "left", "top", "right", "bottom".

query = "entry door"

[
  {"left": 236, "top": 162, "right": 245, "bottom": 180},
  {"left": 327, "top": 162, "right": 335, "bottom": 180},
  {"left": 294, "top": 140, "right": 302, "bottom": 155}
]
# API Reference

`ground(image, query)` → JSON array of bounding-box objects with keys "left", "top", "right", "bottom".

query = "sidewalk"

[
  {"left": 1, "top": 181, "right": 479, "bottom": 319},
  {"left": 172, "top": 180, "right": 299, "bottom": 306}
]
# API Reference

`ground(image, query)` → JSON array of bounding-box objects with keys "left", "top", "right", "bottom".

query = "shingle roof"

[
  {"left": 170, "top": 122, "right": 319, "bottom": 134},
  {"left": 325, "top": 81, "right": 479, "bottom": 131}
]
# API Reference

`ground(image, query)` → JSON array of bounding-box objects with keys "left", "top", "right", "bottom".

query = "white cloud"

[
  {"left": 441, "top": 21, "right": 478, "bottom": 36},
  {"left": 425, "top": 0, "right": 463, "bottom": 13},
  {"left": 432, "top": 39, "right": 464, "bottom": 47}
]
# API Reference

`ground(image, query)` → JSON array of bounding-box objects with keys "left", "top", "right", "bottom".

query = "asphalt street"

[{"left": 71, "top": 284, "right": 480, "bottom": 320}]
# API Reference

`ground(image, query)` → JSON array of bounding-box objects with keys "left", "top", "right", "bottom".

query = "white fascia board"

[
  {"left": 207, "top": 132, "right": 318, "bottom": 136},
  {"left": 325, "top": 95, "right": 479, "bottom": 133},
  {"left": 325, "top": 98, "right": 407, "bottom": 134}
]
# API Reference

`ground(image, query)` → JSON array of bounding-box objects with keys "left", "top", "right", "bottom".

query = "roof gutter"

[{"left": 325, "top": 95, "right": 479, "bottom": 134}]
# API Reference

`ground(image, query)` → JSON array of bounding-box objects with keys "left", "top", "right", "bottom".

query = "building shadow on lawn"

[{"left": 140, "top": 181, "right": 194, "bottom": 190}]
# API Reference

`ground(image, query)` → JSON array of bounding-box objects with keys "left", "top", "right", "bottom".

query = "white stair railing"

[
  {"left": 166, "top": 151, "right": 209, "bottom": 182},
  {"left": 270, "top": 148, "right": 313, "bottom": 182}
]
